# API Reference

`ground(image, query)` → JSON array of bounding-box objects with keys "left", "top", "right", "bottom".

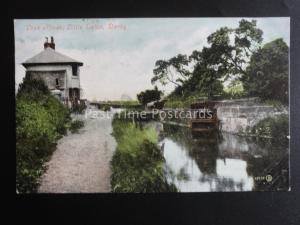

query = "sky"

[{"left": 14, "top": 18, "right": 290, "bottom": 101}]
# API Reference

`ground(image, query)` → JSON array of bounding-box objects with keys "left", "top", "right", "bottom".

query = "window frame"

[{"left": 72, "top": 65, "right": 78, "bottom": 76}]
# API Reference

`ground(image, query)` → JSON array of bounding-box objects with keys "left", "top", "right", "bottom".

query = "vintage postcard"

[{"left": 15, "top": 18, "right": 290, "bottom": 193}]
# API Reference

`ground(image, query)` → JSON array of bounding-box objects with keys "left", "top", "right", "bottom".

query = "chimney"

[
  {"left": 49, "top": 36, "right": 55, "bottom": 50},
  {"left": 44, "top": 37, "right": 49, "bottom": 49},
  {"left": 43, "top": 36, "right": 55, "bottom": 50}
]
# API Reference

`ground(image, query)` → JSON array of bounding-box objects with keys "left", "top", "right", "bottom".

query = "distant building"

[
  {"left": 120, "top": 94, "right": 132, "bottom": 101},
  {"left": 22, "top": 36, "right": 83, "bottom": 107}
]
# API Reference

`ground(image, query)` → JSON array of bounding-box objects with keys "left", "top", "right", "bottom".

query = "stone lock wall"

[
  {"left": 215, "top": 98, "right": 288, "bottom": 134},
  {"left": 159, "top": 98, "right": 287, "bottom": 134}
]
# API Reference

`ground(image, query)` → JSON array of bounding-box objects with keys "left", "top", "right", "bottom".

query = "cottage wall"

[
  {"left": 28, "top": 70, "right": 66, "bottom": 90},
  {"left": 25, "top": 64, "right": 81, "bottom": 99}
]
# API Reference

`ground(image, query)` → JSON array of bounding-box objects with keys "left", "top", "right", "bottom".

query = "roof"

[{"left": 22, "top": 47, "right": 83, "bottom": 67}]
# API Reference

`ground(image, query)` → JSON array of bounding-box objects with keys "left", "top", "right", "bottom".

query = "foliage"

[
  {"left": 120, "top": 101, "right": 143, "bottom": 110},
  {"left": 17, "top": 75, "right": 50, "bottom": 99},
  {"left": 204, "top": 19, "right": 262, "bottom": 79},
  {"left": 97, "top": 101, "right": 142, "bottom": 110},
  {"left": 69, "top": 120, "right": 84, "bottom": 133},
  {"left": 150, "top": 19, "right": 288, "bottom": 108},
  {"left": 180, "top": 66, "right": 225, "bottom": 99},
  {"left": 151, "top": 19, "right": 263, "bottom": 100},
  {"left": 111, "top": 116, "right": 177, "bottom": 192},
  {"left": 241, "top": 38, "right": 289, "bottom": 104},
  {"left": 187, "top": 20, "right": 262, "bottom": 97},
  {"left": 44, "top": 96, "right": 71, "bottom": 136},
  {"left": 99, "top": 100, "right": 139, "bottom": 106},
  {"left": 223, "top": 79, "right": 246, "bottom": 98},
  {"left": 137, "top": 86, "right": 163, "bottom": 106},
  {"left": 151, "top": 54, "right": 191, "bottom": 87},
  {"left": 104, "top": 105, "right": 111, "bottom": 111},
  {"left": 71, "top": 103, "right": 87, "bottom": 114},
  {"left": 251, "top": 114, "right": 289, "bottom": 142},
  {"left": 16, "top": 78, "right": 70, "bottom": 193},
  {"left": 164, "top": 95, "right": 200, "bottom": 108}
]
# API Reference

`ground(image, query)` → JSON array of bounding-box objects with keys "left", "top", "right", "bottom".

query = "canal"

[{"left": 146, "top": 122, "right": 289, "bottom": 192}]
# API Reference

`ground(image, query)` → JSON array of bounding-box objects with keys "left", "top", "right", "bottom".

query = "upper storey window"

[{"left": 72, "top": 65, "right": 78, "bottom": 76}]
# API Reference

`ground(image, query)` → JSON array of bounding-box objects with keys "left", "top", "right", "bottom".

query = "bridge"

[{"left": 89, "top": 101, "right": 141, "bottom": 109}]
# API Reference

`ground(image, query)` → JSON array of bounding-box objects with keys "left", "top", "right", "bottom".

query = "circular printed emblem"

[{"left": 266, "top": 174, "right": 273, "bottom": 182}]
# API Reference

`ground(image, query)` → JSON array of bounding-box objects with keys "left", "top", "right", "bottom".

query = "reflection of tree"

[
  {"left": 190, "top": 143, "right": 218, "bottom": 175},
  {"left": 198, "top": 175, "right": 245, "bottom": 192},
  {"left": 246, "top": 138, "right": 289, "bottom": 191},
  {"left": 163, "top": 123, "right": 219, "bottom": 175},
  {"left": 215, "top": 177, "right": 246, "bottom": 192},
  {"left": 162, "top": 123, "right": 289, "bottom": 191},
  {"left": 248, "top": 153, "right": 289, "bottom": 191},
  {"left": 162, "top": 124, "right": 197, "bottom": 150},
  {"left": 177, "top": 166, "right": 190, "bottom": 181}
]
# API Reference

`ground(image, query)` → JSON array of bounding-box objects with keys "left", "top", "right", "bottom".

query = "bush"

[
  {"left": 71, "top": 103, "right": 86, "bottom": 114},
  {"left": 16, "top": 97, "right": 64, "bottom": 193},
  {"left": 100, "top": 105, "right": 111, "bottom": 111},
  {"left": 17, "top": 76, "right": 50, "bottom": 100},
  {"left": 45, "top": 96, "right": 71, "bottom": 136},
  {"left": 16, "top": 78, "right": 70, "bottom": 193},
  {"left": 69, "top": 120, "right": 84, "bottom": 133},
  {"left": 251, "top": 114, "right": 289, "bottom": 142},
  {"left": 137, "top": 86, "right": 162, "bottom": 106},
  {"left": 111, "top": 117, "right": 177, "bottom": 192}
]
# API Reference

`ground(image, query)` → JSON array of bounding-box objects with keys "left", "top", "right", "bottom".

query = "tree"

[
  {"left": 137, "top": 86, "right": 163, "bottom": 106},
  {"left": 200, "top": 19, "right": 263, "bottom": 80},
  {"left": 183, "top": 57, "right": 224, "bottom": 98},
  {"left": 241, "top": 38, "right": 289, "bottom": 104},
  {"left": 151, "top": 54, "right": 191, "bottom": 87},
  {"left": 156, "top": 19, "right": 263, "bottom": 99},
  {"left": 187, "top": 19, "right": 263, "bottom": 98}
]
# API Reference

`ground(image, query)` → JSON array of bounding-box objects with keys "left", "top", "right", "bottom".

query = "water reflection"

[{"left": 160, "top": 123, "right": 289, "bottom": 192}]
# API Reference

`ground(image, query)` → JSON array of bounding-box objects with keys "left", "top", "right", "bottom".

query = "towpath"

[{"left": 38, "top": 109, "right": 117, "bottom": 193}]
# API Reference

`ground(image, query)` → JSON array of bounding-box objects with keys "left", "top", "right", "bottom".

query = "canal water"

[{"left": 147, "top": 122, "right": 289, "bottom": 192}]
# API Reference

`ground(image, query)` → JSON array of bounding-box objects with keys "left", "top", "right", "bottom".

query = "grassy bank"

[
  {"left": 110, "top": 113, "right": 177, "bottom": 192},
  {"left": 16, "top": 78, "right": 72, "bottom": 193}
]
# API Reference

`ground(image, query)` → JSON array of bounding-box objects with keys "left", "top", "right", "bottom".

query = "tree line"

[{"left": 137, "top": 19, "right": 289, "bottom": 106}]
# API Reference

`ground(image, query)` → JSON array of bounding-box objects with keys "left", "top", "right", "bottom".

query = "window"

[
  {"left": 55, "top": 78, "right": 59, "bottom": 86},
  {"left": 72, "top": 65, "right": 78, "bottom": 76}
]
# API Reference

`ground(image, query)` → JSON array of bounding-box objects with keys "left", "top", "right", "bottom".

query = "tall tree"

[
  {"left": 182, "top": 19, "right": 263, "bottom": 98},
  {"left": 151, "top": 19, "right": 264, "bottom": 99},
  {"left": 187, "top": 50, "right": 224, "bottom": 98},
  {"left": 202, "top": 19, "right": 263, "bottom": 80},
  {"left": 241, "top": 38, "right": 289, "bottom": 104},
  {"left": 151, "top": 54, "right": 191, "bottom": 87}
]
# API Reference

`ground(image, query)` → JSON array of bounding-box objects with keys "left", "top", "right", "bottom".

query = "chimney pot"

[
  {"left": 49, "top": 36, "right": 55, "bottom": 50},
  {"left": 44, "top": 36, "right": 55, "bottom": 50},
  {"left": 44, "top": 37, "right": 49, "bottom": 49}
]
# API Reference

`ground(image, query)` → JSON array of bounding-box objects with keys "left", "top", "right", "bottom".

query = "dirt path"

[{"left": 38, "top": 109, "right": 117, "bottom": 193}]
